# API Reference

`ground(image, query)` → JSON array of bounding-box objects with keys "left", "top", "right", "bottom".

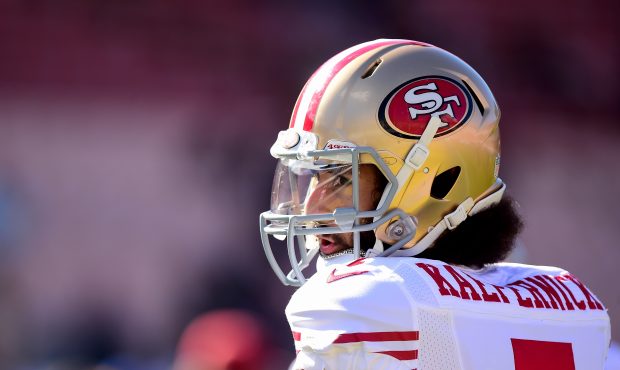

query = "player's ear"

[
  {"left": 371, "top": 183, "right": 387, "bottom": 208},
  {"left": 371, "top": 188, "right": 383, "bottom": 205}
]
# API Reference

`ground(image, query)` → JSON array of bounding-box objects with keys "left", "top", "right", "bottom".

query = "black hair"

[{"left": 416, "top": 196, "right": 523, "bottom": 268}]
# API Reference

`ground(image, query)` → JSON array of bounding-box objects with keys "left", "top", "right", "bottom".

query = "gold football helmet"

[{"left": 260, "top": 39, "right": 505, "bottom": 286}]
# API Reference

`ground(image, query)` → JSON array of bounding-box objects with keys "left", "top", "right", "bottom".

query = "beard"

[
  {"left": 314, "top": 215, "right": 379, "bottom": 257},
  {"left": 323, "top": 230, "right": 377, "bottom": 253}
]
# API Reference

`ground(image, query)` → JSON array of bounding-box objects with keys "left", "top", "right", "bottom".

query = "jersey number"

[{"left": 511, "top": 338, "right": 575, "bottom": 370}]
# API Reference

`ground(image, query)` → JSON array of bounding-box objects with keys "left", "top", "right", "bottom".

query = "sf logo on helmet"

[{"left": 379, "top": 76, "right": 472, "bottom": 139}]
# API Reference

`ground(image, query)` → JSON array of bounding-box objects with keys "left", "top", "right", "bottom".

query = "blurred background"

[{"left": 0, "top": 0, "right": 617, "bottom": 369}]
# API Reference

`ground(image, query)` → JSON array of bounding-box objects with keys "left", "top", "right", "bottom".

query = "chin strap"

[
  {"left": 374, "top": 115, "right": 444, "bottom": 233},
  {"left": 384, "top": 180, "right": 506, "bottom": 258},
  {"left": 393, "top": 116, "right": 444, "bottom": 194}
]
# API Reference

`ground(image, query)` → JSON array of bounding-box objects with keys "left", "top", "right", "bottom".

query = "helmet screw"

[
  {"left": 423, "top": 167, "right": 429, "bottom": 174},
  {"left": 387, "top": 221, "right": 405, "bottom": 239},
  {"left": 393, "top": 225, "right": 404, "bottom": 236}
]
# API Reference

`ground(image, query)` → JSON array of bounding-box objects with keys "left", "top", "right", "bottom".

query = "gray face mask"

[{"left": 259, "top": 146, "right": 415, "bottom": 287}]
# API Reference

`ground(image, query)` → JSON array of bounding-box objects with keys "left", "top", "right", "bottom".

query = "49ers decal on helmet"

[{"left": 378, "top": 76, "right": 472, "bottom": 139}]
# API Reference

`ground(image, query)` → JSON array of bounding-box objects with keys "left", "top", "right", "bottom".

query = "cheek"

[
  {"left": 358, "top": 183, "right": 380, "bottom": 211},
  {"left": 334, "top": 232, "right": 354, "bottom": 246},
  {"left": 359, "top": 198, "right": 376, "bottom": 212}
]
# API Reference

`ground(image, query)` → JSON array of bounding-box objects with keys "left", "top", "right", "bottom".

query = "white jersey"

[{"left": 286, "top": 256, "right": 610, "bottom": 370}]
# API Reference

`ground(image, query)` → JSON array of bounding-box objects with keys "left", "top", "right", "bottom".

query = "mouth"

[{"left": 318, "top": 235, "right": 346, "bottom": 255}]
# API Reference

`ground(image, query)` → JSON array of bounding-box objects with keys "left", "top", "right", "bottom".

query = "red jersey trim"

[
  {"left": 292, "top": 330, "right": 420, "bottom": 343},
  {"left": 374, "top": 349, "right": 419, "bottom": 361},
  {"left": 333, "top": 330, "right": 419, "bottom": 343}
]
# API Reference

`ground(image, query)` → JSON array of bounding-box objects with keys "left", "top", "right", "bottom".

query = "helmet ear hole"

[
  {"left": 430, "top": 166, "right": 461, "bottom": 199},
  {"left": 361, "top": 58, "right": 383, "bottom": 79}
]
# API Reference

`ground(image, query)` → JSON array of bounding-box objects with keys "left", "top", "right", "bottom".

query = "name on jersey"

[{"left": 416, "top": 262, "right": 604, "bottom": 311}]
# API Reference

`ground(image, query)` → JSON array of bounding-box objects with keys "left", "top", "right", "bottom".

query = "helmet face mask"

[
  {"left": 260, "top": 146, "right": 415, "bottom": 286},
  {"left": 260, "top": 39, "right": 505, "bottom": 286}
]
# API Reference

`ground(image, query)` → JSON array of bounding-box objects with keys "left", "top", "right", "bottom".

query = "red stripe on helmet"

[
  {"left": 299, "top": 40, "right": 428, "bottom": 131},
  {"left": 289, "top": 71, "right": 316, "bottom": 128}
]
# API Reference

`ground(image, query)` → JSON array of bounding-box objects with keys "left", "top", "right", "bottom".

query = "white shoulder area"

[{"left": 286, "top": 257, "right": 416, "bottom": 336}]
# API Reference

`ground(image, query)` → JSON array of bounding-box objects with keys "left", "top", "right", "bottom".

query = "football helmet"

[{"left": 260, "top": 39, "right": 505, "bottom": 286}]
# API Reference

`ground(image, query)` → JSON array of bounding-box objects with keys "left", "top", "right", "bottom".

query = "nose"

[
  {"left": 305, "top": 184, "right": 329, "bottom": 215},
  {"left": 305, "top": 182, "right": 350, "bottom": 214}
]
